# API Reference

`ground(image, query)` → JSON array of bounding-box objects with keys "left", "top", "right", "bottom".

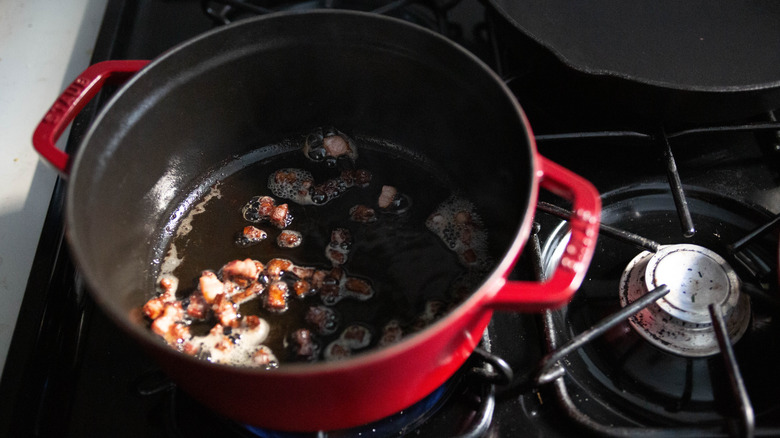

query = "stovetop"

[{"left": 1, "top": 1, "right": 778, "bottom": 437}]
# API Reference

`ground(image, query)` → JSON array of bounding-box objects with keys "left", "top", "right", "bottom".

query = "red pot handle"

[
  {"left": 32, "top": 60, "right": 150, "bottom": 176},
  {"left": 488, "top": 155, "right": 601, "bottom": 312}
]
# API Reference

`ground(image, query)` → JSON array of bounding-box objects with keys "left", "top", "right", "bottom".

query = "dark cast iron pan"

[{"left": 488, "top": 0, "right": 780, "bottom": 123}]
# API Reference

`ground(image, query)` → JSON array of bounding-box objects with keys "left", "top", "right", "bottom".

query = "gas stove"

[{"left": 1, "top": 1, "right": 778, "bottom": 437}]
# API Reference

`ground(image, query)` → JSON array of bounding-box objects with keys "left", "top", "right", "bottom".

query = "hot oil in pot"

[{"left": 145, "top": 131, "right": 494, "bottom": 367}]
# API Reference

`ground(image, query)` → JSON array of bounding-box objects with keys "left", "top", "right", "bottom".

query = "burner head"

[{"left": 619, "top": 244, "right": 751, "bottom": 357}]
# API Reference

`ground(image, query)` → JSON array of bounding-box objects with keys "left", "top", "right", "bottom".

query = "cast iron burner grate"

[
  {"left": 524, "top": 120, "right": 780, "bottom": 437},
  {"left": 200, "top": 0, "right": 467, "bottom": 42}
]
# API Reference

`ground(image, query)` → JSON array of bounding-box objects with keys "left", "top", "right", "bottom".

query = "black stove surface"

[{"left": 2, "top": 1, "right": 779, "bottom": 437}]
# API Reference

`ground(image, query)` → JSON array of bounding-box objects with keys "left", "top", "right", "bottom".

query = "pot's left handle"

[
  {"left": 32, "top": 60, "right": 150, "bottom": 176},
  {"left": 487, "top": 156, "right": 601, "bottom": 312}
]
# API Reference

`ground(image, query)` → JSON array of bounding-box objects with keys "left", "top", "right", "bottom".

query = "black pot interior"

[{"left": 66, "top": 11, "right": 534, "bottom": 339}]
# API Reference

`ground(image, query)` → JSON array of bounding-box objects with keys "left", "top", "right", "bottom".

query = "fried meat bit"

[
  {"left": 186, "top": 292, "right": 210, "bottom": 319},
  {"left": 354, "top": 169, "right": 372, "bottom": 187},
  {"left": 349, "top": 204, "right": 376, "bottom": 223},
  {"left": 289, "top": 328, "right": 320, "bottom": 361},
  {"left": 230, "top": 281, "right": 265, "bottom": 305},
  {"left": 151, "top": 302, "right": 190, "bottom": 346},
  {"left": 143, "top": 296, "right": 167, "bottom": 320},
  {"left": 311, "top": 269, "right": 329, "bottom": 289},
  {"left": 236, "top": 225, "right": 268, "bottom": 247},
  {"left": 322, "top": 134, "right": 351, "bottom": 158},
  {"left": 345, "top": 277, "right": 372, "bottom": 297},
  {"left": 199, "top": 271, "right": 225, "bottom": 304},
  {"left": 266, "top": 258, "right": 293, "bottom": 279},
  {"left": 253, "top": 346, "right": 277, "bottom": 367},
  {"left": 293, "top": 279, "right": 313, "bottom": 298},
  {"left": 291, "top": 265, "right": 315, "bottom": 280},
  {"left": 377, "top": 185, "right": 398, "bottom": 209},
  {"left": 244, "top": 315, "right": 261, "bottom": 328},
  {"left": 270, "top": 204, "right": 293, "bottom": 228},
  {"left": 265, "top": 281, "right": 289, "bottom": 312},
  {"left": 324, "top": 324, "right": 372, "bottom": 361},
  {"left": 257, "top": 196, "right": 276, "bottom": 216},
  {"left": 330, "top": 228, "right": 352, "bottom": 249},
  {"left": 319, "top": 268, "right": 345, "bottom": 305},
  {"left": 150, "top": 302, "right": 182, "bottom": 336},
  {"left": 379, "top": 320, "right": 404, "bottom": 346},
  {"left": 160, "top": 277, "right": 177, "bottom": 295},
  {"left": 326, "top": 229, "right": 351, "bottom": 265},
  {"left": 277, "top": 230, "right": 303, "bottom": 248},
  {"left": 242, "top": 196, "right": 271, "bottom": 223},
  {"left": 221, "top": 258, "right": 260, "bottom": 287},
  {"left": 305, "top": 305, "right": 340, "bottom": 335},
  {"left": 326, "top": 248, "right": 347, "bottom": 266},
  {"left": 143, "top": 276, "right": 180, "bottom": 319},
  {"left": 341, "top": 324, "right": 371, "bottom": 349},
  {"left": 213, "top": 293, "right": 240, "bottom": 327},
  {"left": 324, "top": 342, "right": 351, "bottom": 361},
  {"left": 242, "top": 195, "right": 294, "bottom": 228},
  {"left": 426, "top": 196, "right": 489, "bottom": 268}
]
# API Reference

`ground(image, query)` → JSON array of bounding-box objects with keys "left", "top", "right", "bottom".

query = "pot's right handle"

[
  {"left": 487, "top": 155, "right": 601, "bottom": 312},
  {"left": 32, "top": 60, "right": 150, "bottom": 176}
]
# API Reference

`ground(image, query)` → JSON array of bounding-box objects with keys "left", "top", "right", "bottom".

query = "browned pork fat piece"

[
  {"left": 319, "top": 268, "right": 344, "bottom": 305},
  {"left": 230, "top": 281, "right": 265, "bottom": 305},
  {"left": 150, "top": 302, "right": 190, "bottom": 346},
  {"left": 322, "top": 134, "right": 351, "bottom": 158},
  {"left": 213, "top": 293, "right": 240, "bottom": 327},
  {"left": 143, "top": 296, "right": 167, "bottom": 320},
  {"left": 199, "top": 270, "right": 224, "bottom": 304},
  {"left": 291, "top": 264, "right": 315, "bottom": 280},
  {"left": 329, "top": 228, "right": 351, "bottom": 249},
  {"left": 143, "top": 276, "right": 180, "bottom": 319},
  {"left": 270, "top": 203, "right": 293, "bottom": 228},
  {"left": 349, "top": 204, "right": 376, "bottom": 223},
  {"left": 377, "top": 185, "right": 398, "bottom": 209},
  {"left": 236, "top": 225, "right": 268, "bottom": 247},
  {"left": 160, "top": 277, "right": 177, "bottom": 295},
  {"left": 289, "top": 328, "right": 319, "bottom": 361},
  {"left": 305, "top": 305, "right": 340, "bottom": 335},
  {"left": 150, "top": 302, "right": 183, "bottom": 335},
  {"left": 354, "top": 169, "right": 372, "bottom": 187},
  {"left": 293, "top": 279, "right": 313, "bottom": 298},
  {"left": 220, "top": 258, "right": 260, "bottom": 287},
  {"left": 244, "top": 315, "right": 261, "bottom": 329},
  {"left": 185, "top": 292, "right": 210, "bottom": 319},
  {"left": 379, "top": 320, "right": 404, "bottom": 346},
  {"left": 265, "top": 281, "right": 289, "bottom": 312},
  {"left": 311, "top": 269, "right": 329, "bottom": 289},
  {"left": 242, "top": 195, "right": 294, "bottom": 228},
  {"left": 252, "top": 346, "right": 276, "bottom": 366},
  {"left": 277, "top": 230, "right": 303, "bottom": 248},
  {"left": 266, "top": 258, "right": 293, "bottom": 279},
  {"left": 341, "top": 324, "right": 371, "bottom": 349},
  {"left": 345, "top": 277, "right": 372, "bottom": 297},
  {"left": 325, "top": 248, "right": 347, "bottom": 266},
  {"left": 324, "top": 342, "right": 351, "bottom": 361},
  {"left": 257, "top": 196, "right": 276, "bottom": 217}
]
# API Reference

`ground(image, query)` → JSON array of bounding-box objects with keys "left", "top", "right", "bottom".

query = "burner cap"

[{"left": 619, "top": 244, "right": 751, "bottom": 357}]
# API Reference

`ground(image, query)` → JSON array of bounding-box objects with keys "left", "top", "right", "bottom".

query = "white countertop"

[{"left": 0, "top": 0, "right": 106, "bottom": 374}]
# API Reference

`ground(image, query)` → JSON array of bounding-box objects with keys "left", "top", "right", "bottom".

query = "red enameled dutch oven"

[{"left": 33, "top": 11, "right": 600, "bottom": 432}]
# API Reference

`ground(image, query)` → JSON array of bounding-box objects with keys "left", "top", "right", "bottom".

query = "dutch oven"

[{"left": 33, "top": 10, "right": 600, "bottom": 432}]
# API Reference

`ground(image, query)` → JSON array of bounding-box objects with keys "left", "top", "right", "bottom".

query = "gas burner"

[
  {"left": 619, "top": 244, "right": 751, "bottom": 357},
  {"left": 537, "top": 186, "right": 779, "bottom": 428}
]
